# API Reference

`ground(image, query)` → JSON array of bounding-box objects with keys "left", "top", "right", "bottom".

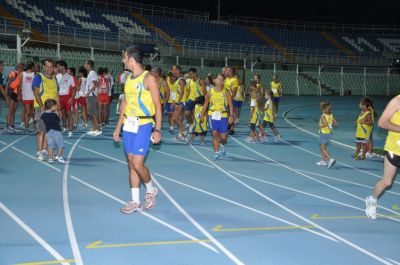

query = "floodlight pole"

[{"left": 217, "top": 0, "right": 221, "bottom": 20}]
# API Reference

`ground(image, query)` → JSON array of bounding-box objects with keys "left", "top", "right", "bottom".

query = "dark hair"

[
  {"left": 44, "top": 99, "right": 57, "bottom": 110},
  {"left": 151, "top": 66, "right": 162, "bottom": 76},
  {"left": 266, "top": 90, "right": 274, "bottom": 98},
  {"left": 85, "top": 60, "right": 94, "bottom": 69},
  {"left": 78, "top": 65, "right": 88, "bottom": 78},
  {"left": 25, "top": 62, "right": 35, "bottom": 71},
  {"left": 188, "top": 67, "right": 197, "bottom": 74},
  {"left": 42, "top": 59, "right": 54, "bottom": 66},
  {"left": 0, "top": 60, "right": 3, "bottom": 66},
  {"left": 360, "top": 96, "right": 372, "bottom": 108},
  {"left": 125, "top": 45, "right": 144, "bottom": 64},
  {"left": 255, "top": 74, "right": 261, "bottom": 80},
  {"left": 205, "top": 76, "right": 213, "bottom": 85},
  {"left": 97, "top": 67, "right": 105, "bottom": 76},
  {"left": 172, "top": 65, "right": 182, "bottom": 71},
  {"left": 104, "top": 67, "right": 108, "bottom": 73},
  {"left": 68, "top": 67, "right": 76, "bottom": 76},
  {"left": 320, "top": 101, "right": 331, "bottom": 113},
  {"left": 144, "top": 64, "right": 152, "bottom": 71},
  {"left": 56, "top": 60, "right": 68, "bottom": 69}
]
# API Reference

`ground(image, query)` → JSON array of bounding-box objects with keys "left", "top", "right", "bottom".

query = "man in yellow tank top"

[
  {"left": 185, "top": 67, "right": 206, "bottom": 132},
  {"left": 224, "top": 67, "right": 239, "bottom": 134},
  {"left": 366, "top": 95, "right": 400, "bottom": 219},
  {"left": 269, "top": 74, "right": 282, "bottom": 113},
  {"left": 32, "top": 59, "right": 59, "bottom": 160},
  {"left": 113, "top": 45, "right": 162, "bottom": 214},
  {"left": 171, "top": 65, "right": 186, "bottom": 140}
]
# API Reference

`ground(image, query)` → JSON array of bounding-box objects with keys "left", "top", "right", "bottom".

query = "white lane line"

[
  {"left": 152, "top": 176, "right": 243, "bottom": 263},
  {"left": 229, "top": 136, "right": 392, "bottom": 265},
  {"left": 297, "top": 169, "right": 400, "bottom": 196},
  {"left": 152, "top": 149, "right": 214, "bottom": 168},
  {"left": 154, "top": 173, "right": 337, "bottom": 242},
  {"left": 11, "top": 146, "right": 62, "bottom": 172},
  {"left": 0, "top": 202, "right": 71, "bottom": 265},
  {"left": 0, "top": 135, "right": 28, "bottom": 153},
  {"left": 386, "top": 258, "right": 400, "bottom": 265},
  {"left": 63, "top": 135, "right": 85, "bottom": 265},
  {"left": 229, "top": 171, "right": 366, "bottom": 213},
  {"left": 283, "top": 105, "right": 384, "bottom": 158},
  {"left": 71, "top": 175, "right": 218, "bottom": 253}
]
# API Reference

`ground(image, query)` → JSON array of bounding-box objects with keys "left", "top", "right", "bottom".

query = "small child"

[
  {"left": 187, "top": 96, "right": 207, "bottom": 145},
  {"left": 247, "top": 90, "right": 264, "bottom": 143},
  {"left": 260, "top": 90, "right": 281, "bottom": 141},
  {"left": 41, "top": 99, "right": 66, "bottom": 163},
  {"left": 354, "top": 97, "right": 373, "bottom": 160},
  {"left": 317, "top": 101, "right": 337, "bottom": 168}
]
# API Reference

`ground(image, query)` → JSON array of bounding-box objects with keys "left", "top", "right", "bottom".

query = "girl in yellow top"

[
  {"left": 366, "top": 95, "right": 400, "bottom": 219},
  {"left": 188, "top": 96, "right": 207, "bottom": 145},
  {"left": 354, "top": 97, "right": 373, "bottom": 160},
  {"left": 269, "top": 74, "right": 282, "bottom": 113},
  {"left": 260, "top": 90, "right": 281, "bottom": 141},
  {"left": 201, "top": 73, "right": 234, "bottom": 160},
  {"left": 317, "top": 101, "right": 337, "bottom": 168},
  {"left": 247, "top": 90, "right": 264, "bottom": 143},
  {"left": 166, "top": 73, "right": 176, "bottom": 133}
]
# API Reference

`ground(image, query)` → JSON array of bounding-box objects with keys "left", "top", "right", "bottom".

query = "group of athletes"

[{"left": 0, "top": 44, "right": 399, "bottom": 219}]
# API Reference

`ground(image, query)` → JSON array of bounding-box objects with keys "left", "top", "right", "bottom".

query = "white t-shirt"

[
  {"left": 78, "top": 77, "right": 87, "bottom": 98},
  {"left": 57, "top": 73, "right": 76, "bottom": 96},
  {"left": 21, "top": 71, "right": 35, "bottom": 100},
  {"left": 86, "top": 70, "right": 98, "bottom": 96}
]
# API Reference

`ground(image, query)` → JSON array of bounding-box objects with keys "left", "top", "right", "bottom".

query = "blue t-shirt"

[
  {"left": 31, "top": 73, "right": 43, "bottom": 90},
  {"left": 41, "top": 112, "right": 61, "bottom": 132}
]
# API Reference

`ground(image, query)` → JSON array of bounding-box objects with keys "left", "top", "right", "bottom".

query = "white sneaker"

[
  {"left": 275, "top": 135, "right": 281, "bottom": 141},
  {"left": 365, "top": 152, "right": 374, "bottom": 158},
  {"left": 62, "top": 128, "right": 67, "bottom": 133},
  {"left": 68, "top": 131, "right": 73, "bottom": 138},
  {"left": 121, "top": 201, "right": 142, "bottom": 214},
  {"left": 327, "top": 158, "right": 336, "bottom": 168},
  {"left": 93, "top": 130, "right": 102, "bottom": 136},
  {"left": 144, "top": 187, "right": 158, "bottom": 210},
  {"left": 20, "top": 122, "right": 25, "bottom": 128},
  {"left": 38, "top": 154, "right": 45, "bottom": 161},
  {"left": 316, "top": 160, "right": 328, "bottom": 166},
  {"left": 48, "top": 157, "right": 54, "bottom": 163},
  {"left": 82, "top": 122, "right": 88, "bottom": 129},
  {"left": 365, "top": 196, "right": 378, "bottom": 219},
  {"left": 87, "top": 130, "right": 96, "bottom": 135},
  {"left": 168, "top": 126, "right": 174, "bottom": 134},
  {"left": 55, "top": 156, "right": 66, "bottom": 164},
  {"left": 41, "top": 150, "right": 49, "bottom": 157}
]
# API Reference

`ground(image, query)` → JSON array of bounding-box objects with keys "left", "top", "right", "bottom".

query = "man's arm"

[
  {"left": 378, "top": 96, "right": 400, "bottom": 133},
  {"left": 145, "top": 73, "right": 162, "bottom": 143}
]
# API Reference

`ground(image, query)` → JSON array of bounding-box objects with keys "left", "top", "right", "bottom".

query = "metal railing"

[
  {"left": 222, "top": 15, "right": 400, "bottom": 35},
  {"left": 62, "top": 0, "right": 209, "bottom": 21},
  {"left": 0, "top": 16, "right": 31, "bottom": 35}
]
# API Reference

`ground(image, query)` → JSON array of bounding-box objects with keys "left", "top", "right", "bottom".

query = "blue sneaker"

[{"left": 220, "top": 148, "right": 226, "bottom": 158}]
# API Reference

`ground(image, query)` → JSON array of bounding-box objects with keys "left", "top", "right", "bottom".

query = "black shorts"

[
  {"left": 384, "top": 151, "right": 400, "bottom": 168},
  {"left": 194, "top": 131, "right": 207, "bottom": 136},
  {"left": 8, "top": 91, "right": 18, "bottom": 102},
  {"left": 262, "top": 121, "right": 275, "bottom": 129},
  {"left": 250, "top": 123, "right": 256, "bottom": 132}
]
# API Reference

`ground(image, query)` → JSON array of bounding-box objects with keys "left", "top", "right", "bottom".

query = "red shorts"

[
  {"left": 23, "top": 100, "right": 34, "bottom": 105},
  {"left": 60, "top": 95, "right": 73, "bottom": 112},
  {"left": 98, "top": 93, "right": 109, "bottom": 104},
  {"left": 75, "top": 97, "right": 86, "bottom": 107}
]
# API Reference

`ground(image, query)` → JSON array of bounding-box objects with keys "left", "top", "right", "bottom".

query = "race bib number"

[
  {"left": 212, "top": 111, "right": 222, "bottom": 121},
  {"left": 272, "top": 88, "right": 278, "bottom": 94},
  {"left": 250, "top": 99, "right": 256, "bottom": 107},
  {"left": 170, "top": 92, "right": 176, "bottom": 100},
  {"left": 123, "top": 116, "right": 139, "bottom": 133}
]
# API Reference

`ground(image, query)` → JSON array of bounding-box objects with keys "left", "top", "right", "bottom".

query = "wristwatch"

[{"left": 154, "top": 128, "right": 162, "bottom": 133}]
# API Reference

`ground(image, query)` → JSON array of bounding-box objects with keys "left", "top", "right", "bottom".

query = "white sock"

[
  {"left": 370, "top": 196, "right": 377, "bottom": 202},
  {"left": 131, "top": 188, "right": 140, "bottom": 203},
  {"left": 220, "top": 144, "right": 225, "bottom": 150},
  {"left": 145, "top": 180, "right": 154, "bottom": 193}
]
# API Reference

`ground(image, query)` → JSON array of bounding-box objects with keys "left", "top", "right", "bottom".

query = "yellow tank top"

[
  {"left": 188, "top": 78, "right": 204, "bottom": 101},
  {"left": 182, "top": 78, "right": 190, "bottom": 102},
  {"left": 319, "top": 113, "right": 334, "bottom": 135},
  {"left": 356, "top": 111, "right": 372, "bottom": 139},
  {"left": 263, "top": 99, "right": 274, "bottom": 123},
  {"left": 208, "top": 88, "right": 228, "bottom": 118},
  {"left": 34, "top": 73, "right": 58, "bottom": 108},
  {"left": 271, "top": 81, "right": 281, "bottom": 97},
  {"left": 223, "top": 77, "right": 230, "bottom": 92},
  {"left": 159, "top": 78, "right": 165, "bottom": 102},
  {"left": 124, "top": 71, "right": 154, "bottom": 125},
  {"left": 167, "top": 76, "right": 176, "bottom": 103},
  {"left": 193, "top": 104, "right": 207, "bottom": 133},
  {"left": 234, "top": 84, "right": 244, "bottom": 101},
  {"left": 384, "top": 109, "right": 400, "bottom": 156},
  {"left": 250, "top": 105, "right": 262, "bottom": 125},
  {"left": 175, "top": 77, "right": 185, "bottom": 103}
]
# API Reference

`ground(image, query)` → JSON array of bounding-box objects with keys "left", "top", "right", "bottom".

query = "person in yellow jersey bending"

[
  {"left": 201, "top": 73, "right": 234, "bottom": 160},
  {"left": 316, "top": 101, "right": 337, "bottom": 168},
  {"left": 366, "top": 95, "right": 400, "bottom": 219},
  {"left": 354, "top": 97, "right": 373, "bottom": 160},
  {"left": 113, "top": 45, "right": 162, "bottom": 214},
  {"left": 269, "top": 74, "right": 282, "bottom": 114}
]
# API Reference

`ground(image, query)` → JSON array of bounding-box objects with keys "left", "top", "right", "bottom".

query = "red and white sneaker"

[
  {"left": 120, "top": 201, "right": 142, "bottom": 214},
  {"left": 144, "top": 187, "right": 158, "bottom": 210}
]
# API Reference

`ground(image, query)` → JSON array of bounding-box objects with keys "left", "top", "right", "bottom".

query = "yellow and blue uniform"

[
  {"left": 249, "top": 105, "right": 262, "bottom": 131},
  {"left": 233, "top": 83, "right": 244, "bottom": 108},
  {"left": 271, "top": 81, "right": 282, "bottom": 104},
  {"left": 32, "top": 73, "right": 58, "bottom": 108},
  {"left": 319, "top": 113, "right": 334, "bottom": 144},
  {"left": 174, "top": 77, "right": 185, "bottom": 105},
  {"left": 159, "top": 78, "right": 166, "bottom": 104},
  {"left": 186, "top": 78, "right": 204, "bottom": 111},
  {"left": 224, "top": 77, "right": 239, "bottom": 95},
  {"left": 208, "top": 87, "right": 229, "bottom": 134},
  {"left": 356, "top": 110, "right": 372, "bottom": 142},
  {"left": 384, "top": 98, "right": 400, "bottom": 166},
  {"left": 263, "top": 99, "right": 275, "bottom": 123},
  {"left": 123, "top": 70, "right": 154, "bottom": 156},
  {"left": 166, "top": 76, "right": 176, "bottom": 113},
  {"left": 193, "top": 104, "right": 207, "bottom": 135}
]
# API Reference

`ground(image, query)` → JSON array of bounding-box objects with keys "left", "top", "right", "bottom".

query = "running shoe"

[
  {"left": 220, "top": 147, "right": 226, "bottom": 158},
  {"left": 275, "top": 135, "right": 281, "bottom": 141},
  {"left": 68, "top": 131, "right": 73, "bottom": 138},
  {"left": 365, "top": 196, "right": 378, "bottom": 219},
  {"left": 259, "top": 136, "right": 269, "bottom": 142},
  {"left": 55, "top": 156, "right": 66, "bottom": 164},
  {"left": 82, "top": 122, "right": 88, "bottom": 129},
  {"left": 62, "top": 128, "right": 67, "bottom": 133},
  {"left": 327, "top": 158, "right": 336, "bottom": 168},
  {"left": 365, "top": 152, "right": 374, "bottom": 159},
  {"left": 121, "top": 201, "right": 142, "bottom": 214},
  {"left": 168, "top": 126, "right": 174, "bottom": 134},
  {"left": 143, "top": 187, "right": 158, "bottom": 210},
  {"left": 48, "top": 157, "right": 54, "bottom": 163},
  {"left": 87, "top": 130, "right": 96, "bottom": 135},
  {"left": 200, "top": 141, "right": 205, "bottom": 146},
  {"left": 176, "top": 133, "right": 185, "bottom": 141},
  {"left": 37, "top": 153, "right": 45, "bottom": 161},
  {"left": 316, "top": 160, "right": 327, "bottom": 166},
  {"left": 213, "top": 152, "right": 220, "bottom": 160}
]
